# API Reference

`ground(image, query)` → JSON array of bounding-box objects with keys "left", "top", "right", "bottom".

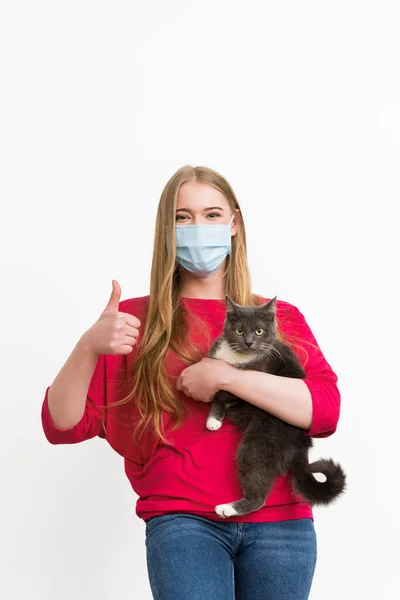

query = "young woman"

[{"left": 41, "top": 165, "right": 341, "bottom": 600}]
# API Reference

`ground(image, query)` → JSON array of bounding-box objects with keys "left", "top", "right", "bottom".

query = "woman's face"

[{"left": 176, "top": 180, "right": 238, "bottom": 234}]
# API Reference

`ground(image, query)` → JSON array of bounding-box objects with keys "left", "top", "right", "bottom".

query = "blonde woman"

[{"left": 42, "top": 165, "right": 341, "bottom": 600}]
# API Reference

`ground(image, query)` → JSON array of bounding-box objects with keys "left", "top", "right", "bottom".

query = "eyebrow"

[{"left": 176, "top": 206, "right": 225, "bottom": 213}]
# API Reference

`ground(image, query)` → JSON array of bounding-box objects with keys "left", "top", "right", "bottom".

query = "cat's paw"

[
  {"left": 206, "top": 417, "right": 222, "bottom": 431},
  {"left": 215, "top": 503, "right": 238, "bottom": 518}
]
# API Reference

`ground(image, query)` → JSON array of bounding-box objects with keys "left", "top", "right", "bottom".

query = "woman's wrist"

[{"left": 219, "top": 362, "right": 241, "bottom": 391}]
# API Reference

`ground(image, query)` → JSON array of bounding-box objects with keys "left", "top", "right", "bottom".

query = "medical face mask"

[{"left": 175, "top": 213, "right": 235, "bottom": 278}]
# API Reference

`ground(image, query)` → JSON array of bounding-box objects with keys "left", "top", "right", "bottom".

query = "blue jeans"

[{"left": 145, "top": 513, "right": 317, "bottom": 600}]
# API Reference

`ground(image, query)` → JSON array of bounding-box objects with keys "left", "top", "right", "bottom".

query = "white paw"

[
  {"left": 206, "top": 417, "right": 222, "bottom": 431},
  {"left": 215, "top": 503, "right": 238, "bottom": 518}
]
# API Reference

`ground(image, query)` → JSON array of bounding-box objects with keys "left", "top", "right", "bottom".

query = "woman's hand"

[
  {"left": 83, "top": 280, "right": 141, "bottom": 356},
  {"left": 176, "top": 357, "right": 235, "bottom": 402}
]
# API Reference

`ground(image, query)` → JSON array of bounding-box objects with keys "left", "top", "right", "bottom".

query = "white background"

[{"left": 1, "top": 1, "right": 399, "bottom": 598}]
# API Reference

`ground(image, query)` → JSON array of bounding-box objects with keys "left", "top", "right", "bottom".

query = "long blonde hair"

[{"left": 101, "top": 165, "right": 267, "bottom": 443}]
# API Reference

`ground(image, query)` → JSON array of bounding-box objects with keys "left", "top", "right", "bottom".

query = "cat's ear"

[
  {"left": 260, "top": 295, "right": 277, "bottom": 315},
  {"left": 225, "top": 295, "right": 239, "bottom": 314},
  {"left": 269, "top": 295, "right": 277, "bottom": 312}
]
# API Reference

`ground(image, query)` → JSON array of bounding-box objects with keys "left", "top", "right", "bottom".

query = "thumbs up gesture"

[{"left": 84, "top": 280, "right": 141, "bottom": 355}]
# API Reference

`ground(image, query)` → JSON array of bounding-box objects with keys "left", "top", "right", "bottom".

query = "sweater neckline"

[{"left": 180, "top": 296, "right": 225, "bottom": 302}]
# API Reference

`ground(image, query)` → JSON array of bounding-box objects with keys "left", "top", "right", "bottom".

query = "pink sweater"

[{"left": 41, "top": 296, "right": 341, "bottom": 523}]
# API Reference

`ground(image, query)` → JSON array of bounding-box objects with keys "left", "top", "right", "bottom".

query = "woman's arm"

[
  {"left": 41, "top": 334, "right": 105, "bottom": 444},
  {"left": 220, "top": 304, "right": 341, "bottom": 438},
  {"left": 221, "top": 370, "right": 313, "bottom": 429}
]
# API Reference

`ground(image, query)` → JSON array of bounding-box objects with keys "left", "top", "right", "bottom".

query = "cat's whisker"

[
  {"left": 260, "top": 343, "right": 282, "bottom": 358},
  {"left": 264, "top": 352, "right": 279, "bottom": 364},
  {"left": 231, "top": 343, "right": 246, "bottom": 352},
  {"left": 259, "top": 344, "right": 282, "bottom": 363}
]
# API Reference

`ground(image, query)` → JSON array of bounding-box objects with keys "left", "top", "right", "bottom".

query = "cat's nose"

[{"left": 245, "top": 341, "right": 252, "bottom": 347}]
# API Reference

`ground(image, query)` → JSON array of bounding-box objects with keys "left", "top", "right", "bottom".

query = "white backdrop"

[{"left": 1, "top": 1, "right": 399, "bottom": 598}]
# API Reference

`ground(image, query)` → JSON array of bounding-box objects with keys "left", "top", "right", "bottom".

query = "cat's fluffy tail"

[{"left": 291, "top": 454, "right": 346, "bottom": 506}]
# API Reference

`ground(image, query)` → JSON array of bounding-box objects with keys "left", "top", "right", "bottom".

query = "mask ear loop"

[
  {"left": 165, "top": 227, "right": 168, "bottom": 255},
  {"left": 225, "top": 213, "right": 236, "bottom": 271},
  {"left": 222, "top": 216, "right": 235, "bottom": 279}
]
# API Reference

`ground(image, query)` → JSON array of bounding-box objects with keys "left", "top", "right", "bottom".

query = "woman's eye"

[
  {"left": 235, "top": 328, "right": 244, "bottom": 336},
  {"left": 255, "top": 329, "right": 264, "bottom": 336},
  {"left": 175, "top": 213, "right": 221, "bottom": 222}
]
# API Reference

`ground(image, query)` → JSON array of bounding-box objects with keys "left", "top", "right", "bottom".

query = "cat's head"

[{"left": 223, "top": 295, "right": 278, "bottom": 353}]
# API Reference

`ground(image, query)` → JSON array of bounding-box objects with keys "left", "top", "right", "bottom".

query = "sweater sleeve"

[
  {"left": 286, "top": 305, "right": 341, "bottom": 438},
  {"left": 41, "top": 353, "right": 107, "bottom": 444}
]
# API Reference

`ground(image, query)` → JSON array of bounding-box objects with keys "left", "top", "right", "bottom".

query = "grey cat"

[{"left": 207, "top": 295, "right": 346, "bottom": 518}]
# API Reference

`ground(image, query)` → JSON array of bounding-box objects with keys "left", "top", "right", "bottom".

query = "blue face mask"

[{"left": 175, "top": 213, "right": 235, "bottom": 278}]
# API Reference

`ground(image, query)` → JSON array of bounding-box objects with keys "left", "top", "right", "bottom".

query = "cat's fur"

[{"left": 207, "top": 295, "right": 346, "bottom": 518}]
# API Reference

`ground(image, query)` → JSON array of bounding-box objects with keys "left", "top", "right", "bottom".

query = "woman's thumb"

[{"left": 103, "top": 279, "right": 121, "bottom": 313}]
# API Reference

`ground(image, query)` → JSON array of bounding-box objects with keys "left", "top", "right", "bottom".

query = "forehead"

[
  {"left": 228, "top": 307, "right": 268, "bottom": 321},
  {"left": 176, "top": 180, "right": 229, "bottom": 211}
]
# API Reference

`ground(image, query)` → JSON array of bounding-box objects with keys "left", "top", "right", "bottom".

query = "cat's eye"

[
  {"left": 255, "top": 328, "right": 264, "bottom": 336},
  {"left": 235, "top": 328, "right": 244, "bottom": 336}
]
